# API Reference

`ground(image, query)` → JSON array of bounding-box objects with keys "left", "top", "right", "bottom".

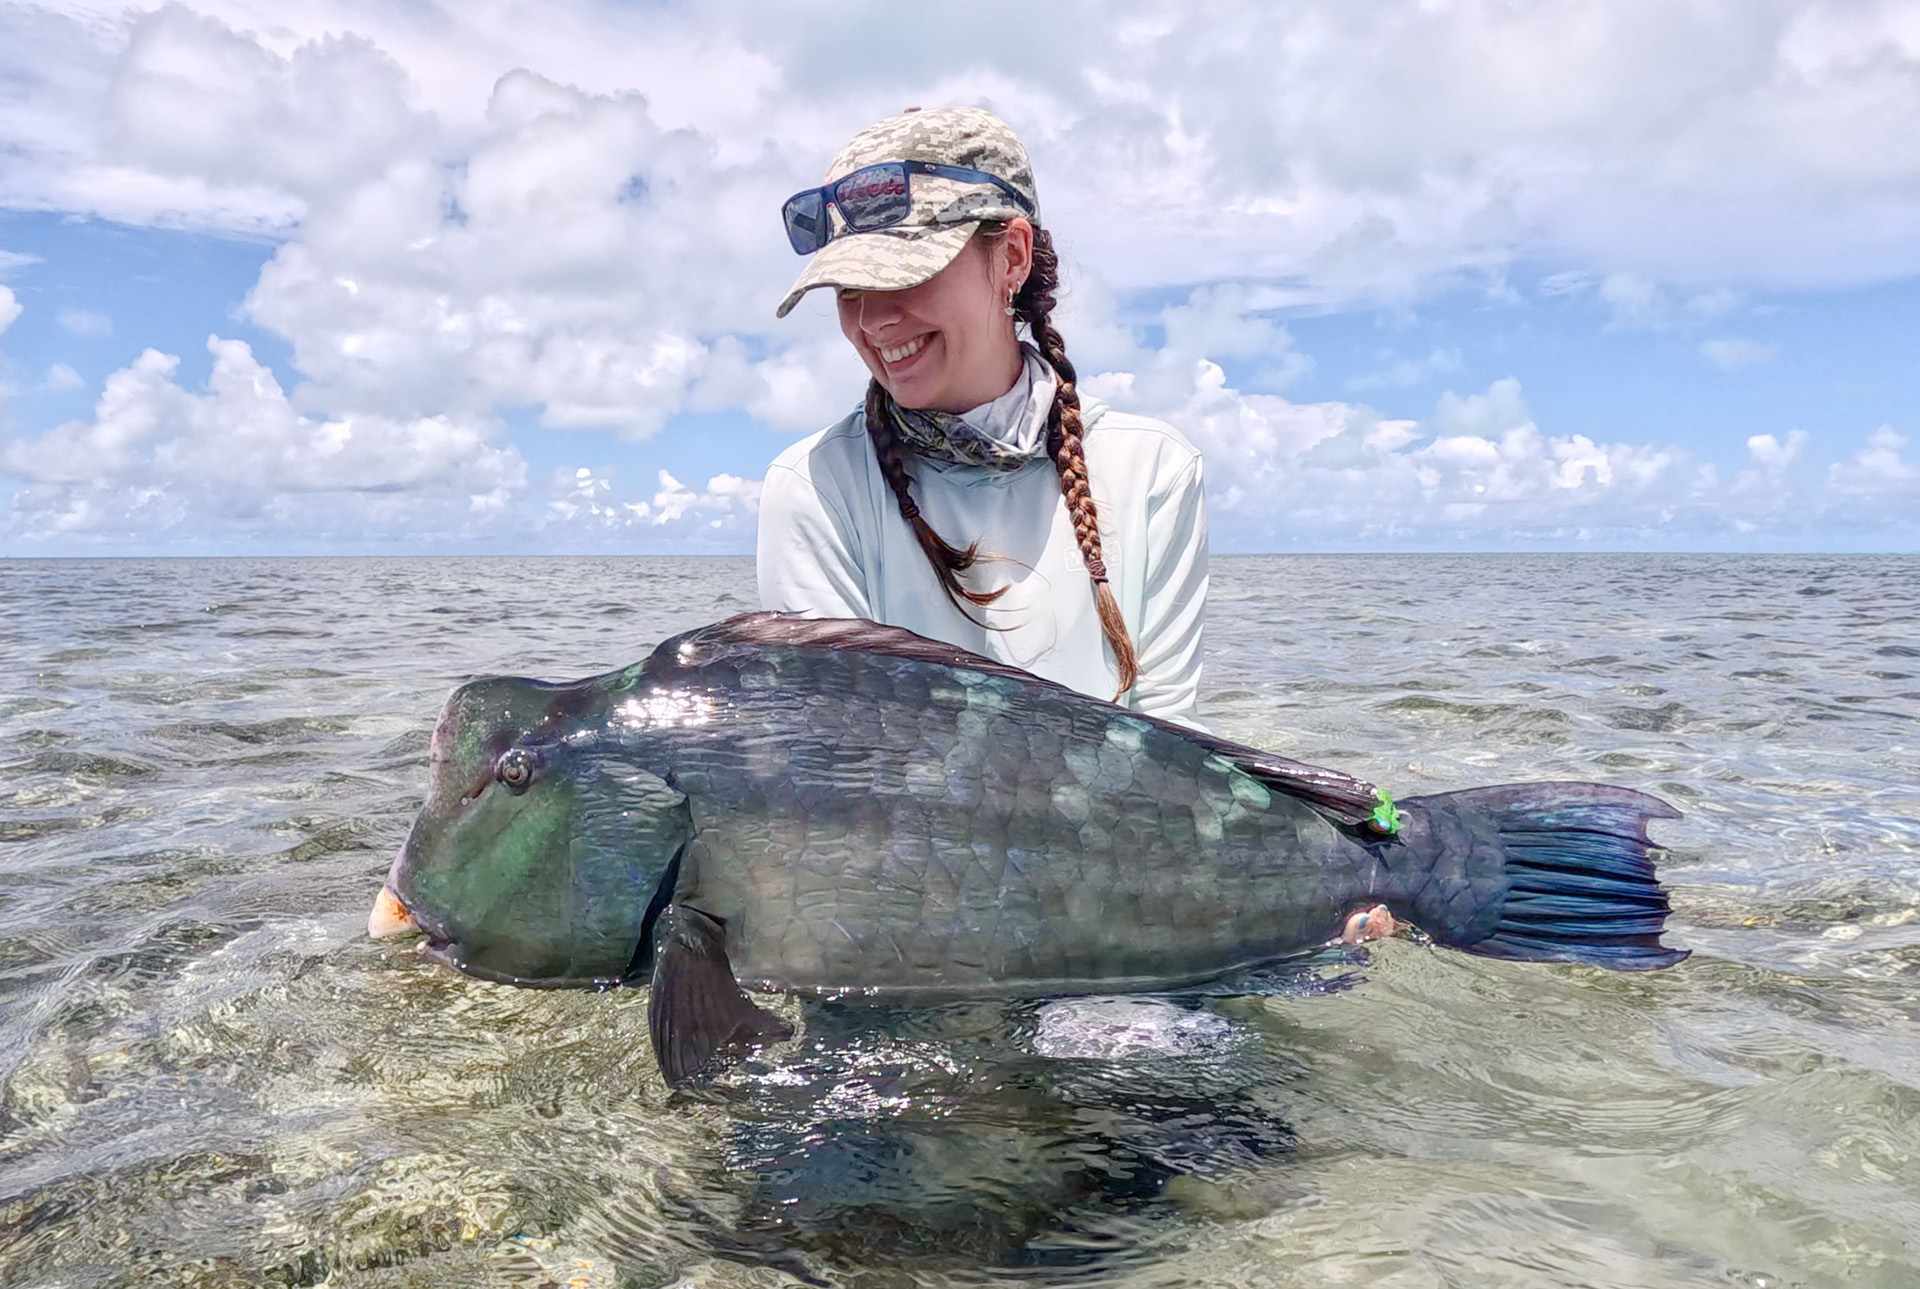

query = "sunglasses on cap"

[{"left": 781, "top": 160, "right": 1034, "bottom": 256}]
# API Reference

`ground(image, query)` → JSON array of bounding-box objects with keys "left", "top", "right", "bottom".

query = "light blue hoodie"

[{"left": 756, "top": 374, "right": 1210, "bottom": 728}]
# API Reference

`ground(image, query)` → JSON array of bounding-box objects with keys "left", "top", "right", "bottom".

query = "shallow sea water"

[{"left": 1, "top": 553, "right": 1916, "bottom": 1288}]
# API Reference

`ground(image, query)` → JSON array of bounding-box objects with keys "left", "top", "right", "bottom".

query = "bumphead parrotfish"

[{"left": 370, "top": 613, "right": 1688, "bottom": 1083}]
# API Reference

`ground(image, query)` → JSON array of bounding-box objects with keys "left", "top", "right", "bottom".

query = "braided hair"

[{"left": 860, "top": 223, "right": 1141, "bottom": 696}]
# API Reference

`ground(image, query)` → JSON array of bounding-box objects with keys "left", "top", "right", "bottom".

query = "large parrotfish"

[{"left": 369, "top": 614, "right": 1687, "bottom": 1082}]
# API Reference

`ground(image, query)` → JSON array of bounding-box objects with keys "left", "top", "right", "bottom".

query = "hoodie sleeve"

[
  {"left": 1127, "top": 453, "right": 1209, "bottom": 729},
  {"left": 756, "top": 452, "right": 873, "bottom": 620}
]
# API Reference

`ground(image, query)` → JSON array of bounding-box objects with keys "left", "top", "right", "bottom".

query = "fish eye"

[{"left": 495, "top": 747, "right": 538, "bottom": 793}]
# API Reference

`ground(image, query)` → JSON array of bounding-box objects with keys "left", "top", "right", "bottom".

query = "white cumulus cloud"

[
  {"left": 14, "top": 0, "right": 1920, "bottom": 295},
  {"left": 541, "top": 464, "right": 762, "bottom": 550},
  {"left": 1087, "top": 363, "right": 1701, "bottom": 547},
  {"left": 2, "top": 0, "right": 1917, "bottom": 551},
  {"left": 231, "top": 59, "right": 841, "bottom": 436},
  {"left": 1829, "top": 426, "right": 1920, "bottom": 497},
  {"left": 106, "top": 6, "right": 431, "bottom": 204},
  {"left": 0, "top": 333, "right": 786, "bottom": 548},
  {"left": 3, "top": 336, "right": 525, "bottom": 543}
]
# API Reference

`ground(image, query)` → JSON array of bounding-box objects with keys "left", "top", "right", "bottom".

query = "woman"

[
  {"left": 757, "top": 106, "right": 1390, "bottom": 947},
  {"left": 757, "top": 106, "right": 1208, "bottom": 727}
]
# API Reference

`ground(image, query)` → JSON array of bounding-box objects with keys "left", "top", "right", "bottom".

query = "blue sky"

[{"left": 2, "top": 0, "right": 1917, "bottom": 554}]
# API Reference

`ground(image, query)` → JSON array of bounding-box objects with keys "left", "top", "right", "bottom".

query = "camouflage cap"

[{"left": 775, "top": 106, "right": 1039, "bottom": 319}]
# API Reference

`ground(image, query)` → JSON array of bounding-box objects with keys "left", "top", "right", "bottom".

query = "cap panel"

[
  {"left": 775, "top": 106, "right": 1037, "bottom": 319},
  {"left": 774, "top": 222, "right": 977, "bottom": 319},
  {"left": 828, "top": 107, "right": 1038, "bottom": 223}
]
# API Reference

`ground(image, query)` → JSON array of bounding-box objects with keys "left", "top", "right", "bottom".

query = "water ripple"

[{"left": 0, "top": 553, "right": 1916, "bottom": 1287}]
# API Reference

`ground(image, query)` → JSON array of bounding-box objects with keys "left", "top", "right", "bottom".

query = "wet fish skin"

[
  {"left": 657, "top": 653, "right": 1367, "bottom": 996},
  {"left": 379, "top": 613, "right": 1687, "bottom": 1081}
]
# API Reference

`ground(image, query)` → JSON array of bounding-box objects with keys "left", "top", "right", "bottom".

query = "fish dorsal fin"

[
  {"left": 652, "top": 612, "right": 1385, "bottom": 826},
  {"left": 647, "top": 612, "right": 1046, "bottom": 687},
  {"left": 1181, "top": 734, "right": 1384, "bottom": 827}
]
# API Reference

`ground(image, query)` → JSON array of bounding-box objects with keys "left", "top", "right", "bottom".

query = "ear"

[{"left": 998, "top": 216, "right": 1035, "bottom": 297}]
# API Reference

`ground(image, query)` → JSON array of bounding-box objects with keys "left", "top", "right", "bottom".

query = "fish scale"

[
  {"left": 621, "top": 641, "right": 1370, "bottom": 994},
  {"left": 376, "top": 612, "right": 1689, "bottom": 1084}
]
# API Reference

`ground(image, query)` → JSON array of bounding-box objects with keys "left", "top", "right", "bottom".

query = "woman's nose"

[{"left": 853, "top": 291, "right": 901, "bottom": 331}]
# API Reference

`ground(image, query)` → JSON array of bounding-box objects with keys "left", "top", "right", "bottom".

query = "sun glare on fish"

[{"left": 617, "top": 690, "right": 718, "bottom": 730}]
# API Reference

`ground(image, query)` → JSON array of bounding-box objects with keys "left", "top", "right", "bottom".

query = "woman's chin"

[{"left": 879, "top": 370, "right": 952, "bottom": 411}]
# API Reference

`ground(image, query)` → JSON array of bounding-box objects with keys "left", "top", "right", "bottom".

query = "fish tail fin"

[{"left": 1385, "top": 782, "right": 1689, "bottom": 971}]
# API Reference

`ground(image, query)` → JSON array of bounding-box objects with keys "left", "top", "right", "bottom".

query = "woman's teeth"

[{"left": 879, "top": 335, "right": 929, "bottom": 364}]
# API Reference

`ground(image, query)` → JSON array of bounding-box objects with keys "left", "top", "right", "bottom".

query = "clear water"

[{"left": 1, "top": 554, "right": 1916, "bottom": 1288}]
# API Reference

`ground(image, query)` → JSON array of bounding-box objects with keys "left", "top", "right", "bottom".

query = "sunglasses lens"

[
  {"left": 783, "top": 189, "right": 830, "bottom": 255},
  {"left": 831, "top": 163, "right": 911, "bottom": 232}
]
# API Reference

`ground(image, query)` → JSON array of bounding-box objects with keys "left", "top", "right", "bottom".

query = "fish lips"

[
  {"left": 368, "top": 884, "right": 417, "bottom": 938},
  {"left": 366, "top": 880, "right": 458, "bottom": 965},
  {"left": 366, "top": 847, "right": 481, "bottom": 973},
  {"left": 368, "top": 846, "right": 473, "bottom": 973}
]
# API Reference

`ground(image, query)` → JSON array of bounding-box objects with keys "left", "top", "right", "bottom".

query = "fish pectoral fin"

[{"left": 648, "top": 904, "right": 792, "bottom": 1085}]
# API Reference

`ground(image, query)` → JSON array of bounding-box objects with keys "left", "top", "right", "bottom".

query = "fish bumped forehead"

[{"left": 427, "top": 675, "right": 595, "bottom": 785}]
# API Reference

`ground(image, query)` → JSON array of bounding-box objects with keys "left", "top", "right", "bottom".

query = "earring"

[{"left": 1004, "top": 286, "right": 1017, "bottom": 317}]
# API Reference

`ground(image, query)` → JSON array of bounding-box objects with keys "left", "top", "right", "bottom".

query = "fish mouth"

[
  {"left": 365, "top": 885, "right": 549, "bottom": 985},
  {"left": 369, "top": 883, "right": 464, "bottom": 969},
  {"left": 417, "top": 935, "right": 463, "bottom": 973},
  {"left": 368, "top": 885, "right": 419, "bottom": 939}
]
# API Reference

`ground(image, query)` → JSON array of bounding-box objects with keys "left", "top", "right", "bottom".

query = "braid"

[
  {"left": 858, "top": 221, "right": 1142, "bottom": 696},
  {"left": 863, "top": 379, "right": 1005, "bottom": 611},
  {"left": 1016, "top": 227, "right": 1140, "bottom": 698}
]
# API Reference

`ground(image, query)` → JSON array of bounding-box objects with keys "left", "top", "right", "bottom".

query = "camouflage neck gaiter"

[{"left": 885, "top": 344, "right": 1058, "bottom": 471}]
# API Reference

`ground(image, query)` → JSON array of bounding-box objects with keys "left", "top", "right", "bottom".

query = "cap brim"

[{"left": 775, "top": 222, "right": 979, "bottom": 319}]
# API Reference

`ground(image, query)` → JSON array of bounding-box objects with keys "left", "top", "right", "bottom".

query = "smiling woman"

[{"left": 757, "top": 107, "right": 1211, "bottom": 725}]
